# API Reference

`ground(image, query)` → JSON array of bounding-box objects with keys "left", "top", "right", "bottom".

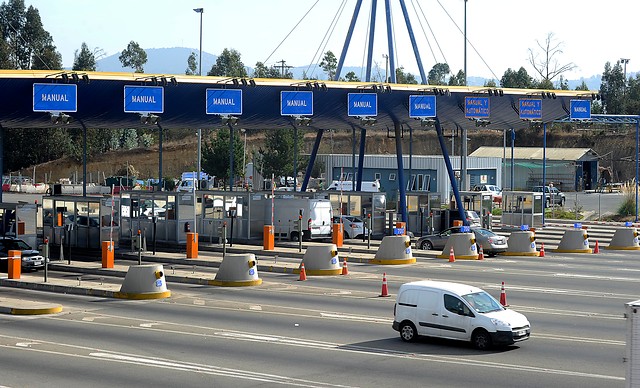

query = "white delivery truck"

[
  {"left": 626, "top": 299, "right": 640, "bottom": 387},
  {"left": 327, "top": 180, "right": 380, "bottom": 192},
  {"left": 269, "top": 198, "right": 332, "bottom": 241},
  {"left": 393, "top": 280, "right": 531, "bottom": 350}
]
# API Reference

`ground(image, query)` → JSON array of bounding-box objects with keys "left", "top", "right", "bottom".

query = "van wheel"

[
  {"left": 399, "top": 322, "right": 417, "bottom": 342},
  {"left": 290, "top": 232, "right": 300, "bottom": 242},
  {"left": 471, "top": 329, "right": 492, "bottom": 350}
]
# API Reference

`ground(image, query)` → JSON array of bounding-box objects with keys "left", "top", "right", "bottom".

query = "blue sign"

[
  {"left": 155, "top": 279, "right": 163, "bottom": 287},
  {"left": 573, "top": 223, "right": 582, "bottom": 229},
  {"left": 409, "top": 95, "right": 436, "bottom": 118},
  {"left": 393, "top": 227, "right": 405, "bottom": 235},
  {"left": 519, "top": 99, "right": 542, "bottom": 120},
  {"left": 570, "top": 99, "right": 591, "bottom": 120},
  {"left": 206, "top": 89, "right": 242, "bottom": 115},
  {"left": 281, "top": 91, "right": 313, "bottom": 116},
  {"left": 33, "top": 83, "right": 77, "bottom": 112},
  {"left": 348, "top": 93, "right": 377, "bottom": 117},
  {"left": 124, "top": 86, "right": 164, "bottom": 113},
  {"left": 520, "top": 224, "right": 530, "bottom": 231},
  {"left": 464, "top": 97, "right": 490, "bottom": 118},
  {"left": 460, "top": 226, "right": 471, "bottom": 233}
]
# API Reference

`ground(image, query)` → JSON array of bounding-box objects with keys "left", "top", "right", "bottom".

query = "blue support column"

[
  {"left": 398, "top": 0, "right": 427, "bottom": 84},
  {"left": 334, "top": 0, "right": 363, "bottom": 81},
  {"left": 542, "top": 123, "right": 547, "bottom": 225},
  {"left": 510, "top": 128, "right": 515, "bottom": 190},
  {"left": 78, "top": 119, "right": 88, "bottom": 197},
  {"left": 365, "top": 0, "right": 378, "bottom": 82},
  {"left": 293, "top": 125, "right": 298, "bottom": 189},
  {"left": 384, "top": 0, "right": 396, "bottom": 83},
  {"left": 228, "top": 123, "right": 235, "bottom": 191},
  {"left": 356, "top": 127, "right": 366, "bottom": 191},
  {"left": 636, "top": 120, "right": 639, "bottom": 221},
  {"left": 395, "top": 122, "right": 407, "bottom": 223},
  {"left": 435, "top": 119, "right": 468, "bottom": 226},
  {"left": 352, "top": 126, "right": 356, "bottom": 188},
  {"left": 301, "top": 129, "right": 324, "bottom": 192},
  {"left": 157, "top": 123, "right": 164, "bottom": 190},
  {"left": 0, "top": 123, "right": 3, "bottom": 203}
]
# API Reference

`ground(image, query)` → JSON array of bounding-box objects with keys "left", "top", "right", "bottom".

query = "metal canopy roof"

[
  {"left": 0, "top": 70, "right": 594, "bottom": 131},
  {"left": 470, "top": 146, "right": 597, "bottom": 161}
]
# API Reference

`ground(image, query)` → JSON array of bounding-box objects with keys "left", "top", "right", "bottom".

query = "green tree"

[
  {"left": 500, "top": 67, "right": 534, "bottom": 88},
  {"left": 207, "top": 48, "right": 247, "bottom": 77},
  {"left": 201, "top": 127, "right": 243, "bottom": 187},
  {"left": 253, "top": 61, "right": 283, "bottom": 78},
  {"left": 448, "top": 69, "right": 465, "bottom": 86},
  {"left": 624, "top": 74, "right": 640, "bottom": 114},
  {"left": 428, "top": 63, "right": 450, "bottom": 85},
  {"left": 30, "top": 42, "right": 61, "bottom": 70},
  {"left": 484, "top": 79, "right": 497, "bottom": 87},
  {"left": 575, "top": 80, "right": 589, "bottom": 91},
  {"left": 185, "top": 51, "right": 197, "bottom": 75},
  {"left": 600, "top": 61, "right": 625, "bottom": 114},
  {"left": 528, "top": 32, "right": 576, "bottom": 87},
  {"left": 396, "top": 67, "right": 417, "bottom": 84},
  {"left": 73, "top": 42, "right": 96, "bottom": 71},
  {"left": 344, "top": 71, "right": 360, "bottom": 82},
  {"left": 320, "top": 50, "right": 337, "bottom": 80},
  {"left": 259, "top": 128, "right": 304, "bottom": 180},
  {"left": 119, "top": 40, "right": 147, "bottom": 73}
]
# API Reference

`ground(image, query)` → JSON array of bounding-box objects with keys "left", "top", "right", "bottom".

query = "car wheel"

[
  {"left": 290, "top": 232, "right": 300, "bottom": 242},
  {"left": 400, "top": 321, "right": 417, "bottom": 342},
  {"left": 420, "top": 240, "right": 434, "bottom": 250},
  {"left": 344, "top": 231, "right": 350, "bottom": 239},
  {"left": 472, "top": 329, "right": 492, "bottom": 350},
  {"left": 560, "top": 198, "right": 565, "bottom": 207}
]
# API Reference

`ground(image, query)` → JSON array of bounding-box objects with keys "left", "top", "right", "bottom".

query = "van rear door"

[{"left": 309, "top": 200, "right": 331, "bottom": 238}]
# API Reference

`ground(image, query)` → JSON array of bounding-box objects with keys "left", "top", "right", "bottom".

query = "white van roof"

[{"left": 400, "top": 280, "right": 483, "bottom": 295}]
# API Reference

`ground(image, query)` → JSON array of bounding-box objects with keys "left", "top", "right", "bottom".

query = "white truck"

[
  {"left": 627, "top": 299, "right": 640, "bottom": 387},
  {"left": 268, "top": 198, "right": 332, "bottom": 241},
  {"left": 327, "top": 180, "right": 380, "bottom": 192}
]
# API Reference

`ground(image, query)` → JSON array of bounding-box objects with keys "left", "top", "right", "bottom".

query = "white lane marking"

[
  {"left": 249, "top": 305, "right": 263, "bottom": 311},
  {"left": 139, "top": 322, "right": 159, "bottom": 328},
  {"left": 15, "top": 341, "right": 39, "bottom": 347},
  {"left": 554, "top": 273, "right": 639, "bottom": 281},
  {"left": 533, "top": 333, "right": 624, "bottom": 346},
  {"left": 320, "top": 312, "right": 390, "bottom": 324}
]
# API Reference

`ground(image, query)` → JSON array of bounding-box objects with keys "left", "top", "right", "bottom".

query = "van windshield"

[{"left": 462, "top": 291, "right": 503, "bottom": 313}]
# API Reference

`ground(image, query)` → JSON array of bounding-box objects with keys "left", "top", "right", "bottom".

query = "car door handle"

[
  {"left": 442, "top": 314, "right": 449, "bottom": 318},
  {"left": 431, "top": 313, "right": 439, "bottom": 316}
]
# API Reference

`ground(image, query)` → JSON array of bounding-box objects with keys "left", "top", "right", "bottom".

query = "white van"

[
  {"left": 270, "top": 198, "right": 332, "bottom": 241},
  {"left": 392, "top": 280, "right": 530, "bottom": 350},
  {"left": 327, "top": 180, "right": 380, "bottom": 192}
]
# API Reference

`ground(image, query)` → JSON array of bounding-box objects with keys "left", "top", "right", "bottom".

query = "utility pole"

[
  {"left": 621, "top": 58, "right": 630, "bottom": 96},
  {"left": 275, "top": 59, "right": 293, "bottom": 78},
  {"left": 382, "top": 54, "right": 389, "bottom": 82}
]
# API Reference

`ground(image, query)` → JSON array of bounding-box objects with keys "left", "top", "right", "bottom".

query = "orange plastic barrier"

[
  {"left": 102, "top": 241, "right": 114, "bottom": 268},
  {"left": 263, "top": 225, "right": 275, "bottom": 250},
  {"left": 395, "top": 222, "right": 407, "bottom": 235},
  {"left": 332, "top": 223, "right": 344, "bottom": 247},
  {"left": 8, "top": 250, "right": 21, "bottom": 279},
  {"left": 186, "top": 232, "right": 199, "bottom": 258}
]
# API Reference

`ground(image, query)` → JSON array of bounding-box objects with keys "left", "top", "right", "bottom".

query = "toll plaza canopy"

[{"left": 0, "top": 70, "right": 594, "bottom": 130}]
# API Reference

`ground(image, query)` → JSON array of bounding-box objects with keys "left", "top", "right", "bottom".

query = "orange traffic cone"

[
  {"left": 298, "top": 262, "right": 307, "bottom": 281},
  {"left": 594, "top": 240, "right": 600, "bottom": 254},
  {"left": 539, "top": 242, "right": 545, "bottom": 258},
  {"left": 341, "top": 258, "right": 348, "bottom": 275},
  {"left": 448, "top": 246, "right": 456, "bottom": 262},
  {"left": 499, "top": 281, "right": 509, "bottom": 307},
  {"left": 380, "top": 272, "right": 390, "bottom": 297},
  {"left": 478, "top": 245, "right": 484, "bottom": 260}
]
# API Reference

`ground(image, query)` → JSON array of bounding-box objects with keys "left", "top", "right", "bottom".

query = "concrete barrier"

[
  {"left": 296, "top": 244, "right": 342, "bottom": 275},
  {"left": 606, "top": 228, "right": 640, "bottom": 250},
  {"left": 371, "top": 235, "right": 416, "bottom": 264},
  {"left": 437, "top": 233, "right": 479, "bottom": 260},
  {"left": 555, "top": 228, "right": 592, "bottom": 253},
  {"left": 211, "top": 253, "right": 262, "bottom": 286},
  {"left": 502, "top": 231, "right": 539, "bottom": 256},
  {"left": 117, "top": 264, "right": 171, "bottom": 299}
]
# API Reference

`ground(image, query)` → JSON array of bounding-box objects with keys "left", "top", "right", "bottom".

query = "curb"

[{"left": 0, "top": 304, "right": 63, "bottom": 315}]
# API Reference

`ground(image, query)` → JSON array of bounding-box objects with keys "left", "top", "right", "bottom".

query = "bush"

[{"left": 617, "top": 182, "right": 638, "bottom": 216}]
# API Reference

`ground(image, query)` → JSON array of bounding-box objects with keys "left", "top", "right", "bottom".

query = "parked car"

[
  {"left": 415, "top": 226, "right": 507, "bottom": 256},
  {"left": 0, "top": 236, "right": 46, "bottom": 272},
  {"left": 532, "top": 185, "right": 565, "bottom": 207},
  {"left": 332, "top": 215, "right": 367, "bottom": 239},
  {"left": 473, "top": 184, "right": 502, "bottom": 204}
]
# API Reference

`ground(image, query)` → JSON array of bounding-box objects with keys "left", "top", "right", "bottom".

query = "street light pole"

[
  {"left": 621, "top": 58, "right": 630, "bottom": 96},
  {"left": 194, "top": 8, "right": 204, "bottom": 76},
  {"left": 463, "top": 0, "right": 467, "bottom": 85}
]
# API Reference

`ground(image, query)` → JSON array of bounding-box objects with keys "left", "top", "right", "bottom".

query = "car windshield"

[
  {"left": 5, "top": 240, "right": 31, "bottom": 250},
  {"left": 473, "top": 228, "right": 495, "bottom": 237},
  {"left": 462, "top": 291, "right": 503, "bottom": 313}
]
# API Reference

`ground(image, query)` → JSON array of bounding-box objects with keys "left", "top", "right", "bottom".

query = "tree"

[
  {"left": 253, "top": 61, "right": 283, "bottom": 78},
  {"left": 528, "top": 32, "right": 576, "bottom": 86},
  {"left": 500, "top": 67, "right": 534, "bottom": 88},
  {"left": 483, "top": 79, "right": 497, "bottom": 87},
  {"left": 207, "top": 48, "right": 247, "bottom": 77},
  {"left": 396, "top": 67, "right": 418, "bottom": 84},
  {"left": 201, "top": 127, "right": 243, "bottom": 188},
  {"left": 119, "top": 40, "right": 147, "bottom": 73},
  {"left": 600, "top": 61, "right": 625, "bottom": 114},
  {"left": 344, "top": 71, "right": 360, "bottom": 82},
  {"left": 259, "top": 128, "right": 304, "bottom": 180},
  {"left": 428, "top": 63, "right": 450, "bottom": 85},
  {"left": 624, "top": 74, "right": 640, "bottom": 114},
  {"left": 575, "top": 80, "right": 589, "bottom": 91},
  {"left": 320, "top": 50, "right": 337, "bottom": 80},
  {"left": 448, "top": 70, "right": 465, "bottom": 86},
  {"left": 556, "top": 75, "right": 569, "bottom": 90},
  {"left": 73, "top": 42, "right": 96, "bottom": 71},
  {"left": 185, "top": 51, "right": 197, "bottom": 75}
]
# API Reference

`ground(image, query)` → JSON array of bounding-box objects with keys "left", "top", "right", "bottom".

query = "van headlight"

[{"left": 490, "top": 318, "right": 510, "bottom": 329}]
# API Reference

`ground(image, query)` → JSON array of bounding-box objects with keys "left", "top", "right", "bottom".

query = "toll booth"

[
  {"left": 500, "top": 191, "right": 544, "bottom": 228},
  {"left": 321, "top": 191, "right": 387, "bottom": 238},
  {"left": 404, "top": 193, "right": 441, "bottom": 236},
  {"left": 0, "top": 202, "right": 38, "bottom": 248},
  {"left": 42, "top": 195, "right": 120, "bottom": 249}
]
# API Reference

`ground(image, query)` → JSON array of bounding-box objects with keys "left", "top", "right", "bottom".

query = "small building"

[
  {"left": 316, "top": 154, "right": 502, "bottom": 202},
  {"left": 470, "top": 147, "right": 599, "bottom": 191}
]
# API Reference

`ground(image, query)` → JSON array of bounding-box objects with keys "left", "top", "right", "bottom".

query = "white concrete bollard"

[
  {"left": 606, "top": 228, "right": 640, "bottom": 250},
  {"left": 117, "top": 264, "right": 171, "bottom": 299},
  {"left": 437, "top": 233, "right": 479, "bottom": 260},
  {"left": 211, "top": 253, "right": 262, "bottom": 286},
  {"left": 503, "top": 230, "right": 539, "bottom": 256},
  {"left": 372, "top": 236, "right": 416, "bottom": 265},
  {"left": 555, "top": 227, "right": 592, "bottom": 253},
  {"left": 298, "top": 244, "right": 342, "bottom": 275}
]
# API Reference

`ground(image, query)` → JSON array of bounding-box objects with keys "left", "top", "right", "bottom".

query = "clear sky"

[{"left": 25, "top": 0, "right": 639, "bottom": 81}]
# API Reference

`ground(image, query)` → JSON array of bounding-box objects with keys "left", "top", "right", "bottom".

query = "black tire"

[
  {"left": 290, "top": 232, "right": 300, "bottom": 242},
  {"left": 400, "top": 321, "right": 417, "bottom": 342},
  {"left": 560, "top": 198, "right": 565, "bottom": 207},
  {"left": 420, "top": 240, "right": 433, "bottom": 250},
  {"left": 344, "top": 231, "right": 350, "bottom": 239},
  {"left": 471, "top": 329, "right": 492, "bottom": 350}
]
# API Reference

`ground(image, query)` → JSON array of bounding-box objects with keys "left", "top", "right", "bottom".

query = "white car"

[
  {"left": 332, "top": 215, "right": 367, "bottom": 239},
  {"left": 473, "top": 184, "right": 502, "bottom": 204}
]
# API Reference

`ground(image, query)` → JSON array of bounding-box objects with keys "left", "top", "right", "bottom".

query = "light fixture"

[
  {"left": 293, "top": 116, "right": 312, "bottom": 126},
  {"left": 249, "top": 79, "right": 256, "bottom": 87},
  {"left": 470, "top": 118, "right": 490, "bottom": 127},
  {"left": 140, "top": 113, "right": 160, "bottom": 125},
  {"left": 50, "top": 112, "right": 72, "bottom": 125},
  {"left": 359, "top": 116, "right": 377, "bottom": 126},
  {"left": 357, "top": 83, "right": 391, "bottom": 93},
  {"left": 232, "top": 79, "right": 239, "bottom": 86},
  {"left": 474, "top": 87, "right": 503, "bottom": 97},
  {"left": 541, "top": 91, "right": 556, "bottom": 99},
  {"left": 61, "top": 73, "right": 69, "bottom": 83},
  {"left": 420, "top": 118, "right": 436, "bottom": 128},
  {"left": 221, "top": 115, "right": 239, "bottom": 125},
  {"left": 241, "top": 78, "right": 248, "bottom": 86}
]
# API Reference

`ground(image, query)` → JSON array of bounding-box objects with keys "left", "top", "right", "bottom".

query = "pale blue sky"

[{"left": 25, "top": 0, "right": 639, "bottom": 80}]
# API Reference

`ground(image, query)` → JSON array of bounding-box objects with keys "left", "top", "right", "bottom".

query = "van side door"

[
  {"left": 439, "top": 293, "right": 474, "bottom": 340},
  {"left": 415, "top": 290, "right": 441, "bottom": 337}
]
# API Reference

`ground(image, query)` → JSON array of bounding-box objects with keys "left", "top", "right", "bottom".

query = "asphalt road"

[{"left": 0, "top": 246, "right": 635, "bottom": 387}]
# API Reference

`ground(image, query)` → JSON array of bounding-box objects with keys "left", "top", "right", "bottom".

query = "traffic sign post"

[
  {"left": 281, "top": 91, "right": 313, "bottom": 116},
  {"left": 409, "top": 95, "right": 436, "bottom": 118},
  {"left": 206, "top": 89, "right": 243, "bottom": 115},
  {"left": 570, "top": 100, "right": 591, "bottom": 120},
  {"left": 348, "top": 93, "right": 377, "bottom": 117},
  {"left": 519, "top": 99, "right": 542, "bottom": 121},
  {"left": 124, "top": 86, "right": 164, "bottom": 113},
  {"left": 464, "top": 96, "right": 490, "bottom": 119},
  {"left": 33, "top": 83, "right": 77, "bottom": 113}
]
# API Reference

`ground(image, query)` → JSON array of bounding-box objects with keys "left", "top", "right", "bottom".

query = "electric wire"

[
  {"left": 435, "top": 0, "right": 500, "bottom": 81},
  {"left": 409, "top": 0, "right": 438, "bottom": 67},
  {"left": 262, "top": 0, "right": 320, "bottom": 66},
  {"left": 0, "top": 14, "right": 52, "bottom": 70},
  {"left": 306, "top": 0, "right": 347, "bottom": 79},
  {"left": 360, "top": 0, "right": 374, "bottom": 81},
  {"left": 414, "top": 0, "right": 451, "bottom": 74}
]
